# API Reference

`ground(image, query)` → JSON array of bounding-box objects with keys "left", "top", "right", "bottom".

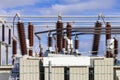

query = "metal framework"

[{"left": 1, "top": 14, "right": 120, "bottom": 65}]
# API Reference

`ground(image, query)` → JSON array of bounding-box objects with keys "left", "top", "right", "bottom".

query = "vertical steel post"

[
  {"left": 0, "top": 42, "right": 1, "bottom": 66},
  {"left": 2, "top": 24, "right": 5, "bottom": 42},
  {"left": 6, "top": 44, "right": 8, "bottom": 65},
  {"left": 48, "top": 61, "right": 52, "bottom": 80}
]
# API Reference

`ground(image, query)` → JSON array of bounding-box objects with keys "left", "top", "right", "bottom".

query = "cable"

[{"left": 13, "top": 13, "right": 21, "bottom": 36}]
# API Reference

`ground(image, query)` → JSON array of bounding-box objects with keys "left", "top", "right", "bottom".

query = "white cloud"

[
  {"left": 39, "top": 0, "right": 115, "bottom": 15},
  {"left": 0, "top": 0, "right": 115, "bottom": 15},
  {"left": 0, "top": 0, "right": 40, "bottom": 9},
  {"left": 0, "top": 9, "right": 24, "bottom": 15},
  {"left": 0, "top": 0, "right": 53, "bottom": 9}
]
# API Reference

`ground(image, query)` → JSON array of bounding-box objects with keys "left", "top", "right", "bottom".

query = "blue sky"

[
  {"left": 0, "top": 0, "right": 120, "bottom": 64},
  {"left": 0, "top": 0, "right": 119, "bottom": 15}
]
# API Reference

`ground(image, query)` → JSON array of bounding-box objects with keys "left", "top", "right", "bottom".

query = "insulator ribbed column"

[
  {"left": 12, "top": 38, "right": 17, "bottom": 64},
  {"left": 48, "top": 37, "right": 52, "bottom": 47},
  {"left": 105, "top": 22, "right": 113, "bottom": 58},
  {"left": 56, "top": 20, "right": 63, "bottom": 53},
  {"left": 74, "top": 35, "right": 79, "bottom": 49},
  {"left": 66, "top": 22, "right": 72, "bottom": 39},
  {"left": 92, "top": 21, "right": 101, "bottom": 55},
  {"left": 28, "top": 22, "right": 34, "bottom": 56},
  {"left": 39, "top": 48, "right": 43, "bottom": 57},
  {"left": 48, "top": 32, "right": 52, "bottom": 47},
  {"left": 106, "top": 22, "right": 111, "bottom": 41},
  {"left": 2, "top": 24, "right": 5, "bottom": 42},
  {"left": 8, "top": 28, "right": 11, "bottom": 44},
  {"left": 114, "top": 37, "right": 118, "bottom": 56},
  {"left": 12, "top": 39, "right": 17, "bottom": 55},
  {"left": 17, "top": 21, "right": 27, "bottom": 56},
  {"left": 63, "top": 36, "right": 67, "bottom": 49},
  {"left": 114, "top": 37, "right": 118, "bottom": 64}
]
